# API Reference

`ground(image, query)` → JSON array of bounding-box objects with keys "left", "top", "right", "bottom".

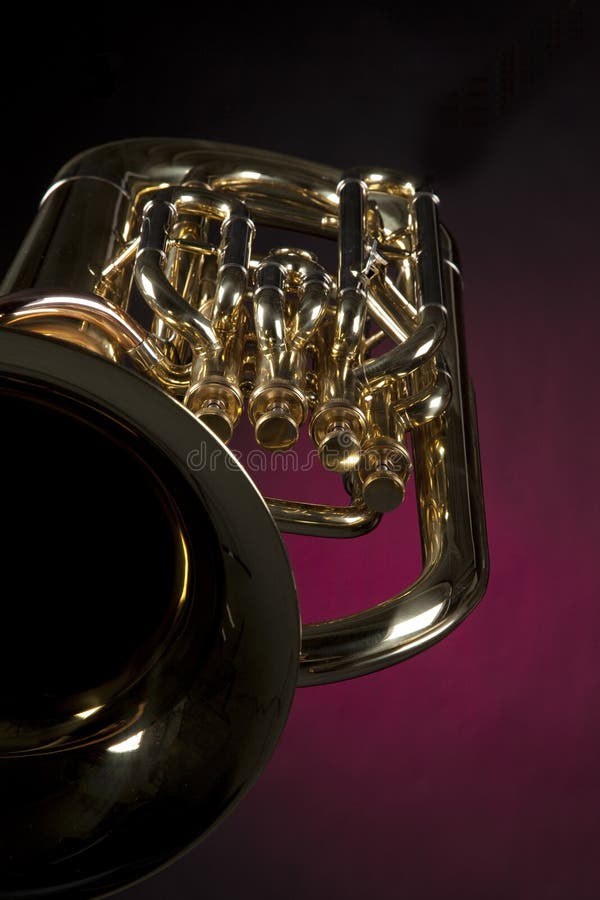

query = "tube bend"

[
  {"left": 0, "top": 290, "right": 191, "bottom": 393},
  {"left": 298, "top": 224, "right": 488, "bottom": 685},
  {"left": 398, "top": 364, "right": 452, "bottom": 427},
  {"left": 268, "top": 497, "right": 380, "bottom": 538},
  {"left": 356, "top": 304, "right": 447, "bottom": 387},
  {"left": 0, "top": 290, "right": 147, "bottom": 350},
  {"left": 135, "top": 250, "right": 221, "bottom": 352},
  {"left": 355, "top": 190, "right": 448, "bottom": 387}
]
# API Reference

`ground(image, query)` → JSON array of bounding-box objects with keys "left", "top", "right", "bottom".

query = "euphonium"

[{"left": 0, "top": 140, "right": 488, "bottom": 898}]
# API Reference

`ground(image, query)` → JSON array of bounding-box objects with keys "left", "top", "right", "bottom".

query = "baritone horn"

[{"left": 0, "top": 140, "right": 488, "bottom": 898}]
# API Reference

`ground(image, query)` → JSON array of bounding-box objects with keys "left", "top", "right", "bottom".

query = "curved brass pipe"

[
  {"left": 299, "top": 226, "right": 487, "bottom": 684},
  {"left": 268, "top": 497, "right": 380, "bottom": 538},
  {"left": 366, "top": 273, "right": 418, "bottom": 344},
  {"left": 356, "top": 193, "right": 447, "bottom": 387},
  {"left": 397, "top": 364, "right": 452, "bottom": 428},
  {"left": 0, "top": 291, "right": 190, "bottom": 393},
  {"left": 0, "top": 140, "right": 487, "bottom": 686},
  {"left": 249, "top": 249, "right": 330, "bottom": 449},
  {"left": 0, "top": 140, "right": 488, "bottom": 900}
]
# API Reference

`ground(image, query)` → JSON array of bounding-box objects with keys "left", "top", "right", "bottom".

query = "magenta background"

[{"left": 2, "top": 6, "right": 598, "bottom": 899}]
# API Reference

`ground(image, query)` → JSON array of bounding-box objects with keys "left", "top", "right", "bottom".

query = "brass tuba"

[{"left": 0, "top": 140, "right": 488, "bottom": 898}]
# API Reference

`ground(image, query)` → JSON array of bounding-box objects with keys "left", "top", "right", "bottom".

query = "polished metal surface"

[
  {"left": 0, "top": 330, "right": 299, "bottom": 898},
  {"left": 0, "top": 139, "right": 488, "bottom": 896},
  {"left": 299, "top": 226, "right": 487, "bottom": 683}
]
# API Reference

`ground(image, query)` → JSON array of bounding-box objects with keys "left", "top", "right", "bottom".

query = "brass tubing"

[
  {"left": 293, "top": 281, "right": 330, "bottom": 348},
  {"left": 359, "top": 388, "right": 412, "bottom": 513},
  {"left": 185, "top": 332, "right": 245, "bottom": 443},
  {"left": 254, "top": 261, "right": 287, "bottom": 352},
  {"left": 396, "top": 363, "right": 452, "bottom": 428},
  {"left": 310, "top": 178, "right": 368, "bottom": 472},
  {"left": 0, "top": 140, "right": 418, "bottom": 299},
  {"left": 298, "top": 225, "right": 488, "bottom": 684},
  {"left": 310, "top": 349, "right": 365, "bottom": 473},
  {"left": 268, "top": 497, "right": 380, "bottom": 538},
  {"left": 356, "top": 306, "right": 446, "bottom": 389},
  {"left": 0, "top": 291, "right": 146, "bottom": 351},
  {"left": 179, "top": 173, "right": 254, "bottom": 331},
  {"left": 356, "top": 192, "right": 447, "bottom": 388},
  {"left": 250, "top": 260, "right": 299, "bottom": 448},
  {"left": 134, "top": 194, "right": 221, "bottom": 352},
  {"left": 249, "top": 250, "right": 329, "bottom": 450},
  {"left": 212, "top": 215, "right": 254, "bottom": 331},
  {"left": 334, "top": 177, "right": 367, "bottom": 358},
  {"left": 151, "top": 181, "right": 255, "bottom": 438},
  {"left": 366, "top": 272, "right": 418, "bottom": 344},
  {"left": 364, "top": 329, "right": 386, "bottom": 352},
  {"left": 157, "top": 217, "right": 213, "bottom": 363},
  {"left": 100, "top": 237, "right": 140, "bottom": 281},
  {"left": 135, "top": 249, "right": 220, "bottom": 352},
  {"left": 287, "top": 253, "right": 331, "bottom": 351},
  {"left": 0, "top": 291, "right": 190, "bottom": 393},
  {"left": 134, "top": 182, "right": 253, "bottom": 333},
  {"left": 0, "top": 140, "right": 487, "bottom": 691}
]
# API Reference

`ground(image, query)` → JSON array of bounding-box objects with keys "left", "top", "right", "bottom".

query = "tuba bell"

[{"left": 0, "top": 139, "right": 488, "bottom": 898}]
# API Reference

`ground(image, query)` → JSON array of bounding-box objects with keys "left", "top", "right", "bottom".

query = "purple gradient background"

[{"left": 2, "top": 5, "right": 599, "bottom": 898}]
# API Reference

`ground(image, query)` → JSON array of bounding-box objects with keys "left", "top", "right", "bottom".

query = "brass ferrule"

[
  {"left": 249, "top": 382, "right": 307, "bottom": 451},
  {"left": 184, "top": 311, "right": 247, "bottom": 442},
  {"left": 185, "top": 377, "right": 243, "bottom": 444},
  {"left": 358, "top": 437, "right": 412, "bottom": 513},
  {"left": 357, "top": 387, "right": 412, "bottom": 512},
  {"left": 310, "top": 401, "right": 366, "bottom": 473},
  {"left": 250, "top": 250, "right": 329, "bottom": 450}
]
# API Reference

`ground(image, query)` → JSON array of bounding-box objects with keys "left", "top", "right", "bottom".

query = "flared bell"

[{"left": 0, "top": 329, "right": 299, "bottom": 898}]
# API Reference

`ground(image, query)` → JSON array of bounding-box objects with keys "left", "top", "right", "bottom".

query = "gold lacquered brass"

[
  {"left": 0, "top": 139, "right": 488, "bottom": 683},
  {"left": 0, "top": 139, "right": 488, "bottom": 899}
]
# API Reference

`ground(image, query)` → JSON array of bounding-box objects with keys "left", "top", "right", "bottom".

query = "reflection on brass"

[
  {"left": 0, "top": 140, "right": 488, "bottom": 898},
  {"left": 359, "top": 387, "right": 411, "bottom": 512},
  {"left": 249, "top": 249, "right": 330, "bottom": 450},
  {"left": 0, "top": 138, "right": 487, "bottom": 670}
]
